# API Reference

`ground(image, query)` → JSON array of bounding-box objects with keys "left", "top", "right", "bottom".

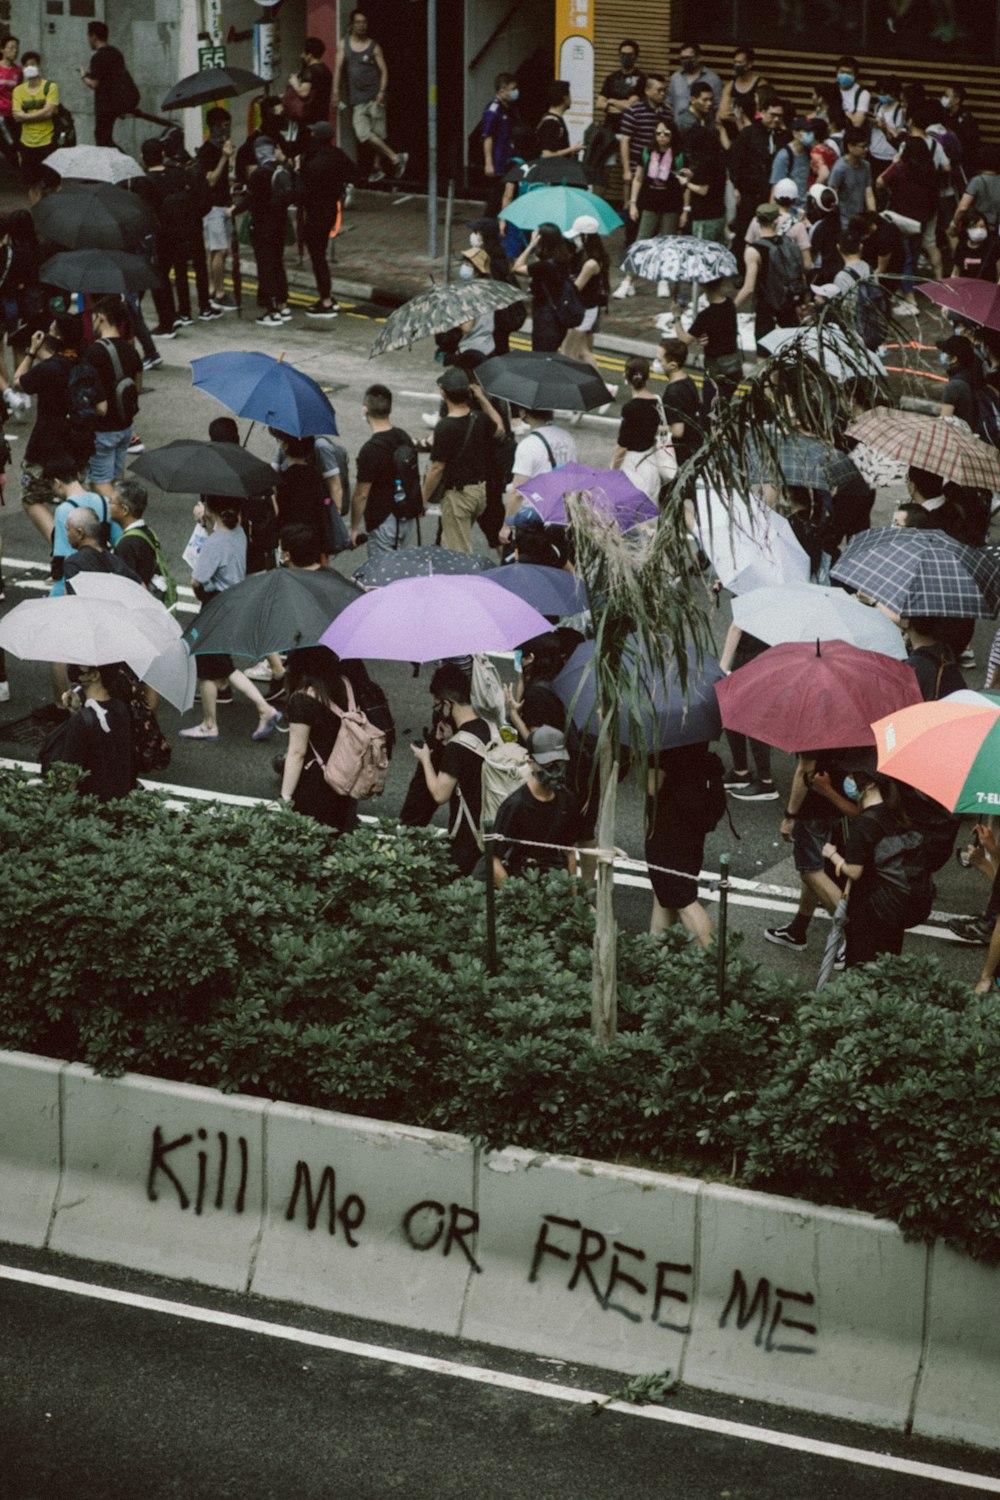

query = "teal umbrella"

[{"left": 501, "top": 185, "right": 623, "bottom": 235}]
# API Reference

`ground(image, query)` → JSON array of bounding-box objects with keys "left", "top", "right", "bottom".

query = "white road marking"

[{"left": 0, "top": 1265, "right": 996, "bottom": 1492}]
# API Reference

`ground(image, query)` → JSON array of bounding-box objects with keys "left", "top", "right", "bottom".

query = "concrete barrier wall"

[{"left": 0, "top": 1053, "right": 993, "bottom": 1454}]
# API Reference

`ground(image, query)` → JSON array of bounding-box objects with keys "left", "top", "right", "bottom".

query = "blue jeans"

[{"left": 87, "top": 428, "right": 132, "bottom": 485}]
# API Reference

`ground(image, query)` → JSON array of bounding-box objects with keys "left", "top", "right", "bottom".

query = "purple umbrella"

[
  {"left": 319, "top": 574, "right": 552, "bottom": 663},
  {"left": 488, "top": 563, "right": 588, "bottom": 617},
  {"left": 917, "top": 277, "right": 1000, "bottom": 334},
  {"left": 515, "top": 463, "right": 658, "bottom": 530}
]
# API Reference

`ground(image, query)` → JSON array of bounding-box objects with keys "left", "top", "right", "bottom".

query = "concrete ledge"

[
  {"left": 0, "top": 1050, "right": 62, "bottom": 1248},
  {"left": 912, "top": 1244, "right": 1000, "bottom": 1450}
]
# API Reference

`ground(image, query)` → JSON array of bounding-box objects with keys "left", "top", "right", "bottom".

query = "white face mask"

[
  {"left": 968, "top": 228, "right": 988, "bottom": 243},
  {"left": 458, "top": 263, "right": 475, "bottom": 280},
  {"left": 469, "top": 232, "right": 484, "bottom": 249},
  {"left": 22, "top": 65, "right": 40, "bottom": 79},
  {"left": 940, "top": 95, "right": 953, "bottom": 111}
]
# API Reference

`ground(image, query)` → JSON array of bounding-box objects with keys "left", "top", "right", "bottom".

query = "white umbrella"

[
  {"left": 54, "top": 575, "right": 194, "bottom": 711},
  {"left": 142, "top": 639, "right": 196, "bottom": 713},
  {"left": 45, "top": 146, "right": 144, "bottom": 185},
  {"left": 0, "top": 596, "right": 163, "bottom": 676},
  {"left": 759, "top": 324, "right": 886, "bottom": 382},
  {"left": 693, "top": 490, "right": 810, "bottom": 595},
  {"left": 732, "top": 582, "right": 907, "bottom": 658}
]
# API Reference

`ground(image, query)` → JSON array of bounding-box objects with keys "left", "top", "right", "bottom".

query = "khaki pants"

[{"left": 440, "top": 482, "right": 486, "bottom": 553}]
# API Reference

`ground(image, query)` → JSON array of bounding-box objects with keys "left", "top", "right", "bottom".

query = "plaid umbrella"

[
  {"left": 369, "top": 280, "right": 527, "bottom": 357},
  {"left": 45, "top": 145, "right": 143, "bottom": 184},
  {"left": 846, "top": 409, "right": 1000, "bottom": 491},
  {"left": 355, "top": 546, "right": 496, "bottom": 586},
  {"left": 872, "top": 691, "right": 1000, "bottom": 814},
  {"left": 831, "top": 527, "right": 1000, "bottom": 619},
  {"left": 745, "top": 429, "right": 863, "bottom": 492},
  {"left": 917, "top": 277, "right": 1000, "bottom": 334},
  {"left": 622, "top": 235, "right": 737, "bottom": 283}
]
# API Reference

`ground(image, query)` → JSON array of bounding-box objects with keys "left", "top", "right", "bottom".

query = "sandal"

[
  {"left": 250, "top": 711, "right": 284, "bottom": 742},
  {"left": 179, "top": 723, "right": 219, "bottom": 740}
]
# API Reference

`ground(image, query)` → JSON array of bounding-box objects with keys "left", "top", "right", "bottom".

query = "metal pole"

[
  {"left": 716, "top": 852, "right": 730, "bottom": 1016},
  {"left": 427, "top": 0, "right": 438, "bottom": 260},
  {"left": 443, "top": 179, "right": 455, "bottom": 284},
  {"left": 483, "top": 821, "right": 498, "bottom": 975}
]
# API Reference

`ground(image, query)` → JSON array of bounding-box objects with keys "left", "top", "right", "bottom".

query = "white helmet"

[{"left": 807, "top": 182, "right": 838, "bottom": 215}]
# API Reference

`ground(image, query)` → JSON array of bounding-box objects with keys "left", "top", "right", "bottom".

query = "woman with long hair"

[
  {"left": 512, "top": 220, "right": 576, "bottom": 352},
  {"left": 280, "top": 645, "right": 368, "bottom": 832},
  {"left": 610, "top": 355, "right": 673, "bottom": 501},
  {"left": 613, "top": 121, "right": 686, "bottom": 300},
  {"left": 560, "top": 215, "right": 611, "bottom": 375}
]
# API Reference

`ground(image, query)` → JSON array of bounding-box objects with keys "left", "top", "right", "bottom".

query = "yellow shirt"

[{"left": 12, "top": 79, "right": 57, "bottom": 148}]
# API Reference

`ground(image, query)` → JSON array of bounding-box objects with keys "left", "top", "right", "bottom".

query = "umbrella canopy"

[
  {"left": 191, "top": 352, "right": 338, "bottom": 438},
  {"left": 32, "top": 183, "right": 155, "bottom": 252},
  {"left": 370, "top": 280, "right": 527, "bottom": 357},
  {"left": 872, "top": 691, "right": 1000, "bottom": 814},
  {"left": 183, "top": 568, "right": 363, "bottom": 659},
  {"left": 516, "top": 463, "right": 657, "bottom": 531},
  {"left": 522, "top": 159, "right": 593, "bottom": 187},
  {"left": 40, "top": 248, "right": 159, "bottom": 294},
  {"left": 716, "top": 638, "right": 923, "bottom": 753},
  {"left": 45, "top": 145, "right": 143, "bottom": 185},
  {"left": 622, "top": 235, "right": 737, "bottom": 283},
  {"left": 733, "top": 583, "right": 907, "bottom": 658},
  {"left": 759, "top": 324, "right": 886, "bottom": 382},
  {"left": 693, "top": 490, "right": 810, "bottom": 595},
  {"left": 162, "top": 66, "right": 266, "bottom": 111},
  {"left": 500, "top": 185, "right": 623, "bottom": 234},
  {"left": 846, "top": 409, "right": 1000, "bottom": 491},
  {"left": 0, "top": 596, "right": 168, "bottom": 676},
  {"left": 130, "top": 440, "right": 276, "bottom": 499},
  {"left": 552, "top": 639, "right": 724, "bottom": 749},
  {"left": 355, "top": 546, "right": 496, "bottom": 587},
  {"left": 744, "top": 429, "right": 864, "bottom": 493},
  {"left": 831, "top": 527, "right": 1000, "bottom": 619},
  {"left": 474, "top": 351, "right": 613, "bottom": 412},
  {"left": 320, "top": 574, "right": 551, "bottom": 662},
  {"left": 488, "top": 562, "right": 587, "bottom": 616},
  {"left": 917, "top": 277, "right": 1000, "bottom": 334},
  {"left": 848, "top": 440, "right": 907, "bottom": 490}
]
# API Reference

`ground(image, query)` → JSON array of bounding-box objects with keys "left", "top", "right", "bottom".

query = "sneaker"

[
  {"left": 764, "top": 924, "right": 808, "bottom": 950},
  {"left": 894, "top": 300, "right": 919, "bottom": 317},
  {"left": 142, "top": 354, "right": 163, "bottom": 371},
  {"left": 256, "top": 313, "right": 284, "bottom": 327},
  {"left": 0, "top": 680, "right": 8, "bottom": 702},
  {"left": 305, "top": 300, "right": 339, "bottom": 318},
  {"left": 264, "top": 674, "right": 287, "bottom": 702},
  {"left": 394, "top": 151, "right": 409, "bottom": 180},
  {"left": 723, "top": 769, "right": 751, "bottom": 790},
  {"left": 127, "top": 435, "right": 145, "bottom": 454},
  {"left": 278, "top": 307, "right": 293, "bottom": 322},
  {"left": 152, "top": 325, "right": 178, "bottom": 339},
  {"left": 174, "top": 314, "right": 193, "bottom": 328},
  {"left": 245, "top": 660, "right": 274, "bottom": 681},
  {"left": 730, "top": 778, "right": 779, "bottom": 801},
  {"left": 368, "top": 168, "right": 386, "bottom": 184},
  {"left": 199, "top": 306, "right": 223, "bottom": 320},
  {"left": 947, "top": 914, "right": 994, "bottom": 945},
  {"left": 211, "top": 294, "right": 237, "bottom": 312},
  {"left": 960, "top": 647, "right": 976, "bottom": 668},
  {"left": 656, "top": 279, "right": 671, "bottom": 298},
  {"left": 611, "top": 280, "right": 635, "bottom": 299}
]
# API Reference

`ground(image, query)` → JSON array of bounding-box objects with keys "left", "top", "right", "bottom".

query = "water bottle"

[{"left": 393, "top": 478, "right": 405, "bottom": 508}]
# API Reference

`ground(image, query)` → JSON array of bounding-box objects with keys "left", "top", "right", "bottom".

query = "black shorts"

[
  {"left": 19, "top": 142, "right": 53, "bottom": 184},
  {"left": 645, "top": 821, "right": 705, "bottom": 910},
  {"left": 195, "top": 652, "right": 234, "bottom": 681}
]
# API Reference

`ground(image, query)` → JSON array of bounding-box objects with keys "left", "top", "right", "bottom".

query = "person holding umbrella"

[
  {"left": 40, "top": 660, "right": 135, "bottom": 801},
  {"left": 561, "top": 215, "right": 611, "bottom": 375},
  {"left": 511, "top": 222, "right": 580, "bottom": 353},
  {"left": 645, "top": 743, "right": 715, "bottom": 949}
]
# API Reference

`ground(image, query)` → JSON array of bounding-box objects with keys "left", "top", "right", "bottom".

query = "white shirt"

[{"left": 512, "top": 424, "right": 577, "bottom": 479}]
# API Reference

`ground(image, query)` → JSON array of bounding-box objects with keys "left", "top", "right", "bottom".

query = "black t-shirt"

[
  {"left": 430, "top": 411, "right": 494, "bottom": 489},
  {"left": 301, "top": 61, "right": 334, "bottom": 125},
  {"left": 197, "top": 140, "right": 231, "bottom": 209},
  {"left": 686, "top": 143, "right": 726, "bottom": 219},
  {"left": 906, "top": 643, "right": 966, "bottom": 701},
  {"left": 276, "top": 464, "right": 327, "bottom": 541},
  {"left": 661, "top": 376, "right": 701, "bottom": 465},
  {"left": 115, "top": 525, "right": 158, "bottom": 586},
  {"left": 356, "top": 425, "right": 413, "bottom": 532},
  {"left": 955, "top": 232, "right": 1000, "bottom": 281},
  {"left": 84, "top": 337, "right": 142, "bottom": 432},
  {"left": 48, "top": 697, "right": 134, "bottom": 801},
  {"left": 64, "top": 546, "right": 140, "bottom": 588},
  {"left": 300, "top": 143, "right": 353, "bottom": 210},
  {"left": 617, "top": 396, "right": 660, "bottom": 452},
  {"left": 286, "top": 686, "right": 358, "bottom": 828},
  {"left": 493, "top": 782, "right": 582, "bottom": 875},
  {"left": 20, "top": 353, "right": 72, "bottom": 465},
  {"left": 87, "top": 44, "right": 125, "bottom": 113},
  {"left": 942, "top": 374, "right": 978, "bottom": 432},
  {"left": 600, "top": 68, "right": 646, "bottom": 122},
  {"left": 442, "top": 717, "right": 493, "bottom": 872},
  {"left": 844, "top": 802, "right": 900, "bottom": 900},
  {"left": 536, "top": 112, "right": 569, "bottom": 154},
  {"left": 690, "top": 299, "right": 738, "bottom": 360},
  {"left": 795, "top": 748, "right": 865, "bottom": 822},
  {"left": 520, "top": 681, "right": 568, "bottom": 732},
  {"left": 862, "top": 217, "right": 905, "bottom": 278}
]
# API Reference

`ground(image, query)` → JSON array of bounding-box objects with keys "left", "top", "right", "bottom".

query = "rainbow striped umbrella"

[{"left": 872, "top": 691, "right": 1000, "bottom": 814}]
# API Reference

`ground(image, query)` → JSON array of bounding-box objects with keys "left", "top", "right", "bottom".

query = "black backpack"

[
  {"left": 117, "top": 69, "right": 140, "bottom": 115},
  {"left": 758, "top": 237, "right": 806, "bottom": 315},
  {"left": 270, "top": 161, "right": 300, "bottom": 211},
  {"left": 699, "top": 751, "right": 731, "bottom": 835},
  {"left": 67, "top": 358, "right": 104, "bottom": 432},
  {"left": 868, "top": 830, "right": 935, "bottom": 929},
  {"left": 845, "top": 265, "right": 890, "bottom": 351},
  {"left": 380, "top": 432, "right": 423, "bottom": 520}
]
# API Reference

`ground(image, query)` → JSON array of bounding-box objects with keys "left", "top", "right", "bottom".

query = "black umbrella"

[
  {"left": 162, "top": 67, "right": 266, "bottom": 112},
  {"left": 32, "top": 183, "right": 155, "bottom": 252},
  {"left": 474, "top": 351, "right": 612, "bottom": 412},
  {"left": 183, "top": 568, "right": 364, "bottom": 660},
  {"left": 523, "top": 158, "right": 593, "bottom": 187},
  {"left": 40, "top": 248, "right": 159, "bottom": 294},
  {"left": 129, "top": 440, "right": 276, "bottom": 499}
]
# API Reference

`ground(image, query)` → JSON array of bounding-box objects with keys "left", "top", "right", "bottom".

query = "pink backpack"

[{"left": 309, "top": 678, "right": 388, "bottom": 800}]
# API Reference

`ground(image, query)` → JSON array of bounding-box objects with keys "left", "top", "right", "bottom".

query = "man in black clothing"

[
  {"left": 492, "top": 725, "right": 581, "bottom": 885},
  {"left": 351, "top": 383, "right": 417, "bottom": 555},
  {"left": 596, "top": 40, "right": 645, "bottom": 126},
  {"left": 299, "top": 121, "right": 355, "bottom": 318},
  {"left": 657, "top": 337, "right": 702, "bottom": 468},
  {"left": 291, "top": 37, "right": 334, "bottom": 128},
  {"left": 110, "top": 478, "right": 163, "bottom": 589},
  {"left": 136, "top": 138, "right": 215, "bottom": 331},
  {"left": 13, "top": 311, "right": 83, "bottom": 479},
  {"left": 421, "top": 368, "right": 505, "bottom": 553},
  {"left": 81, "top": 295, "right": 143, "bottom": 500},
  {"left": 411, "top": 662, "right": 493, "bottom": 876},
  {"left": 728, "top": 95, "right": 788, "bottom": 268},
  {"left": 536, "top": 80, "right": 576, "bottom": 160},
  {"left": 940, "top": 83, "right": 980, "bottom": 173},
  {"left": 80, "top": 21, "right": 134, "bottom": 148},
  {"left": 904, "top": 618, "right": 966, "bottom": 701},
  {"left": 63, "top": 507, "right": 140, "bottom": 590},
  {"left": 274, "top": 435, "right": 327, "bottom": 548}
]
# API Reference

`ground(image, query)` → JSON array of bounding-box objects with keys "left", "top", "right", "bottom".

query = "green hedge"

[{"left": 2, "top": 768, "right": 998, "bottom": 1262}]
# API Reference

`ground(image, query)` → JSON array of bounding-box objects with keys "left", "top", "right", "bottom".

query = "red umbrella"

[
  {"left": 917, "top": 277, "right": 1000, "bottom": 333},
  {"left": 715, "top": 639, "right": 923, "bottom": 753}
]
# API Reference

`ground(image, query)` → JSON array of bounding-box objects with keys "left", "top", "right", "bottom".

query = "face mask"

[
  {"left": 513, "top": 649, "right": 523, "bottom": 674},
  {"left": 458, "top": 263, "right": 475, "bottom": 280},
  {"left": 940, "top": 352, "right": 951, "bottom": 367},
  {"left": 968, "top": 228, "right": 988, "bottom": 244},
  {"left": 620, "top": 56, "right": 635, "bottom": 70},
  {"left": 652, "top": 357, "right": 665, "bottom": 376},
  {"left": 836, "top": 73, "right": 854, "bottom": 89},
  {"left": 469, "top": 231, "right": 484, "bottom": 248},
  {"left": 508, "top": 88, "right": 519, "bottom": 101},
  {"left": 940, "top": 95, "right": 953, "bottom": 111},
  {"left": 22, "top": 65, "right": 39, "bottom": 79},
  {"left": 681, "top": 59, "right": 698, "bottom": 73},
  {"left": 800, "top": 132, "right": 815, "bottom": 146},
  {"left": 842, "top": 776, "right": 860, "bottom": 802}
]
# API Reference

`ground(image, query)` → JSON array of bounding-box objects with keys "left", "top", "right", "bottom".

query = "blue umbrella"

[
  {"left": 191, "top": 353, "right": 338, "bottom": 437},
  {"left": 489, "top": 562, "right": 588, "bottom": 617},
  {"left": 500, "top": 185, "right": 623, "bottom": 235},
  {"left": 553, "top": 639, "right": 723, "bottom": 749}
]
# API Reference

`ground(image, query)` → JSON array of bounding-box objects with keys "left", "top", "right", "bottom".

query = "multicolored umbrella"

[
  {"left": 759, "top": 324, "right": 886, "bottom": 382},
  {"left": 355, "top": 546, "right": 496, "bottom": 587},
  {"left": 715, "top": 639, "right": 923, "bottom": 752},
  {"left": 488, "top": 562, "right": 587, "bottom": 616},
  {"left": 191, "top": 353, "right": 338, "bottom": 438},
  {"left": 831, "top": 527, "right": 1000, "bottom": 619},
  {"left": 516, "top": 463, "right": 657, "bottom": 531},
  {"left": 45, "top": 145, "right": 143, "bottom": 185},
  {"left": 693, "top": 490, "right": 810, "bottom": 595},
  {"left": 500, "top": 185, "right": 623, "bottom": 235},
  {"left": 369, "top": 280, "right": 527, "bottom": 357},
  {"left": 732, "top": 583, "right": 907, "bottom": 658},
  {"left": 846, "top": 409, "right": 1000, "bottom": 491},
  {"left": 872, "top": 691, "right": 1000, "bottom": 814},
  {"left": 917, "top": 277, "right": 1000, "bottom": 334},
  {"left": 474, "top": 351, "right": 613, "bottom": 412},
  {"left": 848, "top": 441, "right": 907, "bottom": 491},
  {"left": 744, "top": 429, "right": 864, "bottom": 493},
  {"left": 553, "top": 639, "right": 723, "bottom": 749},
  {"left": 319, "top": 575, "right": 552, "bottom": 662},
  {"left": 622, "top": 235, "right": 737, "bottom": 283}
]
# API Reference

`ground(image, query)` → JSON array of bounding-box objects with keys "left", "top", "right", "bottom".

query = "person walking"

[
  {"left": 350, "top": 383, "right": 419, "bottom": 556},
  {"left": 299, "top": 121, "right": 354, "bottom": 319},
  {"left": 421, "top": 369, "right": 505, "bottom": 553},
  {"left": 280, "top": 646, "right": 367, "bottom": 834},
  {"left": 614, "top": 121, "right": 686, "bottom": 299},
  {"left": 79, "top": 295, "right": 142, "bottom": 501},
  {"left": 645, "top": 743, "right": 715, "bottom": 948},
  {"left": 0, "top": 35, "right": 22, "bottom": 176},
  {"left": 481, "top": 72, "right": 520, "bottom": 217},
  {"left": 332, "top": 8, "right": 408, "bottom": 185},
  {"left": 80, "top": 21, "right": 136, "bottom": 149},
  {"left": 512, "top": 221, "right": 579, "bottom": 353},
  {"left": 491, "top": 726, "right": 582, "bottom": 886}
]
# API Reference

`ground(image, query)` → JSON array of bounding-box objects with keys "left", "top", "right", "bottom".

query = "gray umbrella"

[
  {"left": 354, "top": 546, "right": 496, "bottom": 587},
  {"left": 552, "top": 639, "right": 723, "bottom": 749},
  {"left": 816, "top": 892, "right": 850, "bottom": 991},
  {"left": 370, "top": 281, "right": 527, "bottom": 357}
]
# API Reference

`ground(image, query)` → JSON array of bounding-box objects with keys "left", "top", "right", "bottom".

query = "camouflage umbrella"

[{"left": 369, "top": 281, "right": 527, "bottom": 357}]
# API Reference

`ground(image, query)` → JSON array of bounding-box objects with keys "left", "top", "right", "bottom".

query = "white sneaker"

[
  {"left": 245, "top": 661, "right": 274, "bottom": 681},
  {"left": 656, "top": 279, "right": 671, "bottom": 298},
  {"left": 422, "top": 412, "right": 439, "bottom": 429},
  {"left": 611, "top": 280, "right": 635, "bottom": 299}
]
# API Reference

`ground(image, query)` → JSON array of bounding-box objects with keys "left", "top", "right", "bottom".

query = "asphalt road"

[
  {"left": 3, "top": 1246, "right": 1000, "bottom": 1500},
  {"left": 0, "top": 287, "right": 991, "bottom": 984}
]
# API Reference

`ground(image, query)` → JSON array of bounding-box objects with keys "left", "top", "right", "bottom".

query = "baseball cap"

[
  {"left": 527, "top": 725, "right": 570, "bottom": 764},
  {"left": 565, "top": 214, "right": 601, "bottom": 242},
  {"left": 756, "top": 202, "right": 780, "bottom": 223},
  {"left": 309, "top": 121, "right": 334, "bottom": 140},
  {"left": 437, "top": 366, "right": 471, "bottom": 394},
  {"left": 792, "top": 115, "right": 811, "bottom": 132},
  {"left": 510, "top": 505, "right": 543, "bottom": 530},
  {"left": 937, "top": 333, "right": 975, "bottom": 361},
  {"left": 773, "top": 177, "right": 799, "bottom": 203}
]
